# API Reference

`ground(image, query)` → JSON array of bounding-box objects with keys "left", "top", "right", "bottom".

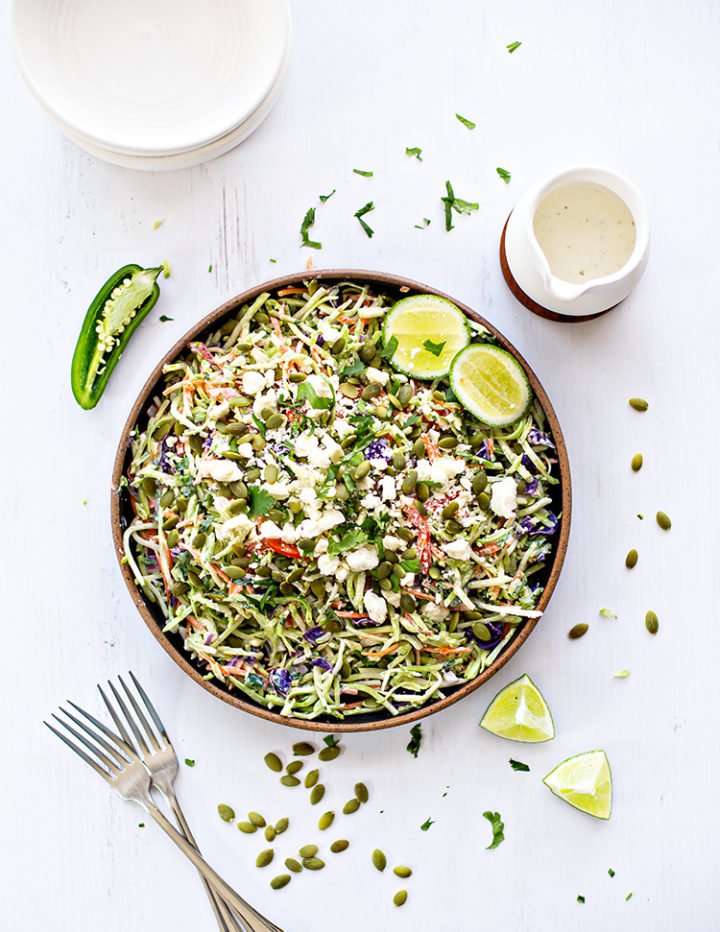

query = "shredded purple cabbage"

[
  {"left": 354, "top": 616, "right": 383, "bottom": 627},
  {"left": 527, "top": 429, "right": 555, "bottom": 449},
  {"left": 316, "top": 335, "right": 325, "bottom": 346},
  {"left": 365, "top": 438, "right": 391, "bottom": 461},
  {"left": 202, "top": 434, "right": 213, "bottom": 451},
  {"left": 520, "top": 453, "right": 536, "bottom": 474},
  {"left": 475, "top": 440, "right": 494, "bottom": 461},
  {"left": 303, "top": 626, "right": 327, "bottom": 645},
  {"left": 466, "top": 621, "right": 505, "bottom": 650},
  {"left": 270, "top": 668, "right": 292, "bottom": 697},
  {"left": 311, "top": 657, "right": 333, "bottom": 672},
  {"left": 523, "top": 476, "right": 539, "bottom": 496},
  {"left": 530, "top": 512, "right": 558, "bottom": 535}
]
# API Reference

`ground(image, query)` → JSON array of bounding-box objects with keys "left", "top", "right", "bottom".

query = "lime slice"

[
  {"left": 479, "top": 673, "right": 555, "bottom": 742},
  {"left": 449, "top": 344, "right": 531, "bottom": 427},
  {"left": 382, "top": 295, "right": 470, "bottom": 379},
  {"left": 543, "top": 750, "right": 612, "bottom": 820}
]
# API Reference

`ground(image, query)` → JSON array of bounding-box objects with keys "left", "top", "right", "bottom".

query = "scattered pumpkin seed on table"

[
  {"left": 310, "top": 784, "right": 326, "bottom": 805},
  {"left": 394, "top": 890, "right": 408, "bottom": 907},
  {"left": 298, "top": 844, "right": 318, "bottom": 858},
  {"left": 631, "top": 453, "right": 643, "bottom": 471},
  {"left": 264, "top": 753, "right": 282, "bottom": 772},
  {"left": 270, "top": 874, "right": 291, "bottom": 890},
  {"left": 355, "top": 782, "right": 369, "bottom": 803},
  {"left": 372, "top": 849, "right": 387, "bottom": 872},
  {"left": 293, "top": 742, "right": 315, "bottom": 756},
  {"left": 256, "top": 849, "right": 274, "bottom": 868},
  {"left": 265, "top": 825, "right": 276, "bottom": 842},
  {"left": 318, "top": 811, "right": 335, "bottom": 830},
  {"left": 568, "top": 623, "right": 589, "bottom": 640},
  {"left": 304, "top": 769, "right": 319, "bottom": 788},
  {"left": 656, "top": 511, "right": 672, "bottom": 530},
  {"left": 625, "top": 549, "right": 638, "bottom": 569},
  {"left": 275, "top": 817, "right": 289, "bottom": 834},
  {"left": 303, "top": 857, "right": 325, "bottom": 871},
  {"left": 330, "top": 840, "right": 349, "bottom": 853},
  {"left": 646, "top": 610, "right": 659, "bottom": 635},
  {"left": 286, "top": 761, "right": 303, "bottom": 775},
  {"left": 217, "top": 805, "right": 235, "bottom": 822},
  {"left": 238, "top": 821, "right": 257, "bottom": 834},
  {"left": 248, "top": 812, "right": 266, "bottom": 827},
  {"left": 343, "top": 798, "right": 360, "bottom": 814},
  {"left": 394, "top": 866, "right": 412, "bottom": 878},
  {"left": 629, "top": 397, "right": 648, "bottom": 411},
  {"left": 285, "top": 858, "right": 302, "bottom": 873}
]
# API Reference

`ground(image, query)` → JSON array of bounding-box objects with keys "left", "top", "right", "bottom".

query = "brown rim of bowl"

[{"left": 111, "top": 269, "right": 571, "bottom": 733}]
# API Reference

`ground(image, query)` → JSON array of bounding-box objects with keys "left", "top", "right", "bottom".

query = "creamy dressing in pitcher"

[{"left": 533, "top": 183, "right": 636, "bottom": 284}]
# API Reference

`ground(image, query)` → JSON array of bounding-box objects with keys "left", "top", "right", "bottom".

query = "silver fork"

[
  {"left": 45, "top": 691, "right": 284, "bottom": 932},
  {"left": 99, "top": 673, "right": 244, "bottom": 932}
]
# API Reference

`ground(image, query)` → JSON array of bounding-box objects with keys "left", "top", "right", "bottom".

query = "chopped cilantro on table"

[
  {"left": 626, "top": 893, "right": 633, "bottom": 901},
  {"left": 423, "top": 338, "right": 446, "bottom": 357},
  {"left": 577, "top": 895, "right": 585, "bottom": 904},
  {"left": 406, "top": 147, "right": 423, "bottom": 160},
  {"left": 455, "top": 113, "right": 476, "bottom": 129},
  {"left": 185, "top": 758, "right": 196, "bottom": 767},
  {"left": 483, "top": 810, "right": 505, "bottom": 849},
  {"left": 353, "top": 168, "right": 374, "bottom": 177},
  {"left": 441, "top": 180, "right": 479, "bottom": 231},
  {"left": 319, "top": 189, "right": 336, "bottom": 202},
  {"left": 420, "top": 817, "right": 434, "bottom": 831},
  {"left": 608, "top": 868, "right": 615, "bottom": 878},
  {"left": 208, "top": 264, "right": 213, "bottom": 272},
  {"left": 507, "top": 41, "right": 522, "bottom": 53},
  {"left": 152, "top": 220, "right": 164, "bottom": 230},
  {"left": 159, "top": 315, "right": 173, "bottom": 322},
  {"left": 407, "top": 723, "right": 423, "bottom": 758},
  {"left": 414, "top": 218, "right": 431, "bottom": 229},
  {"left": 354, "top": 201, "right": 375, "bottom": 238},
  {"left": 300, "top": 207, "right": 322, "bottom": 249},
  {"left": 509, "top": 759, "right": 530, "bottom": 772},
  {"left": 324, "top": 735, "right": 338, "bottom": 748},
  {"left": 496, "top": 167, "right": 512, "bottom": 184}
]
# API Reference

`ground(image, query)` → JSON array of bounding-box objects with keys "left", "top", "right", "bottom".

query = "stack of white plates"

[{"left": 11, "top": 0, "right": 292, "bottom": 171}]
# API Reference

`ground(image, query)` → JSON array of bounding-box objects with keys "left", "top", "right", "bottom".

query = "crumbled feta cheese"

[
  {"left": 384, "top": 590, "right": 402, "bottom": 607},
  {"left": 317, "top": 553, "right": 341, "bottom": 576},
  {"left": 363, "top": 590, "right": 388, "bottom": 623},
  {"left": 298, "top": 508, "right": 345, "bottom": 538},
  {"left": 197, "top": 459, "right": 243, "bottom": 483},
  {"left": 242, "top": 371, "right": 265, "bottom": 396},
  {"left": 346, "top": 546, "right": 379, "bottom": 572},
  {"left": 218, "top": 512, "right": 254, "bottom": 539},
  {"left": 422, "top": 602, "right": 450, "bottom": 623},
  {"left": 262, "top": 480, "right": 291, "bottom": 499},
  {"left": 442, "top": 538, "right": 473, "bottom": 561},
  {"left": 280, "top": 522, "right": 299, "bottom": 543},
  {"left": 369, "top": 458, "right": 388, "bottom": 471},
  {"left": 431, "top": 456, "right": 466, "bottom": 486},
  {"left": 382, "top": 535, "right": 405, "bottom": 552},
  {"left": 252, "top": 387, "right": 278, "bottom": 417},
  {"left": 365, "top": 367, "right": 389, "bottom": 386},
  {"left": 236, "top": 443, "right": 253, "bottom": 459},
  {"left": 259, "top": 520, "right": 284, "bottom": 539},
  {"left": 415, "top": 458, "right": 432, "bottom": 481},
  {"left": 334, "top": 417, "right": 354, "bottom": 438},
  {"left": 306, "top": 374, "right": 333, "bottom": 400},
  {"left": 380, "top": 475, "right": 396, "bottom": 501},
  {"left": 295, "top": 433, "right": 331, "bottom": 469},
  {"left": 360, "top": 493, "right": 383, "bottom": 512},
  {"left": 322, "top": 435, "right": 344, "bottom": 464},
  {"left": 490, "top": 476, "right": 517, "bottom": 519}
]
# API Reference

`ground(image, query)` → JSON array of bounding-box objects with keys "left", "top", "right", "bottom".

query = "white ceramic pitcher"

[{"left": 501, "top": 165, "right": 650, "bottom": 319}]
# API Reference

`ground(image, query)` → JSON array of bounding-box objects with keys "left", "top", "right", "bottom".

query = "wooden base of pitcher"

[{"left": 499, "top": 215, "right": 617, "bottom": 323}]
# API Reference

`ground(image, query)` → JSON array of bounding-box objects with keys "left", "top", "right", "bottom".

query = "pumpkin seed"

[
  {"left": 286, "top": 566, "right": 304, "bottom": 583},
  {"left": 142, "top": 476, "right": 157, "bottom": 496},
  {"left": 445, "top": 518, "right": 463, "bottom": 534},
  {"left": 472, "top": 621, "right": 492, "bottom": 641},
  {"left": 392, "top": 564, "right": 406, "bottom": 580},
  {"left": 473, "top": 471, "right": 488, "bottom": 494},
  {"left": 625, "top": 549, "right": 638, "bottom": 569},
  {"left": 377, "top": 561, "right": 393, "bottom": 579},
  {"left": 166, "top": 529, "right": 179, "bottom": 548},
  {"left": 400, "top": 594, "right": 416, "bottom": 613},
  {"left": 631, "top": 453, "right": 643, "bottom": 471},
  {"left": 227, "top": 498, "right": 248, "bottom": 515},
  {"left": 256, "top": 849, "right": 274, "bottom": 868},
  {"left": 293, "top": 741, "right": 314, "bottom": 756},
  {"left": 393, "top": 866, "right": 412, "bottom": 878},
  {"left": 416, "top": 502, "right": 428, "bottom": 516},
  {"left": 442, "top": 501, "right": 459, "bottom": 520},
  {"left": 217, "top": 804, "right": 235, "bottom": 822},
  {"left": 656, "top": 511, "right": 671, "bottom": 530},
  {"left": 355, "top": 782, "right": 369, "bottom": 803},
  {"left": 372, "top": 849, "right": 387, "bottom": 872},
  {"left": 303, "top": 857, "right": 325, "bottom": 871},
  {"left": 285, "top": 858, "right": 302, "bottom": 873},
  {"left": 438, "top": 436, "right": 458, "bottom": 450},
  {"left": 288, "top": 371, "right": 307, "bottom": 383},
  {"left": 248, "top": 812, "right": 266, "bottom": 828},
  {"left": 645, "top": 611, "right": 659, "bottom": 635},
  {"left": 265, "top": 825, "right": 276, "bottom": 842},
  {"left": 397, "top": 527, "right": 415, "bottom": 542},
  {"left": 298, "top": 844, "right": 318, "bottom": 858},
  {"left": 318, "top": 811, "right": 335, "bottom": 830},
  {"left": 246, "top": 467, "right": 262, "bottom": 481},
  {"left": 393, "top": 890, "right": 408, "bottom": 907},
  {"left": 361, "top": 383, "right": 382, "bottom": 401},
  {"left": 397, "top": 383, "right": 413, "bottom": 405},
  {"left": 354, "top": 461, "right": 371, "bottom": 480},
  {"left": 429, "top": 565, "right": 441, "bottom": 580},
  {"left": 318, "top": 746, "right": 340, "bottom": 762},
  {"left": 171, "top": 581, "right": 189, "bottom": 596},
  {"left": 449, "top": 611, "right": 460, "bottom": 632},
  {"left": 629, "top": 397, "right": 648, "bottom": 411},
  {"left": 343, "top": 798, "right": 360, "bottom": 814},
  {"left": 286, "top": 761, "right": 303, "bottom": 775},
  {"left": 401, "top": 470, "right": 418, "bottom": 494},
  {"left": 330, "top": 839, "right": 349, "bottom": 853},
  {"left": 225, "top": 565, "right": 245, "bottom": 579},
  {"left": 379, "top": 577, "right": 393, "bottom": 591},
  {"left": 255, "top": 311, "right": 270, "bottom": 324},
  {"left": 274, "top": 817, "right": 289, "bottom": 834},
  {"left": 266, "top": 413, "right": 285, "bottom": 430},
  {"left": 392, "top": 452, "right": 406, "bottom": 470},
  {"left": 478, "top": 492, "right": 490, "bottom": 510},
  {"left": 412, "top": 438, "right": 427, "bottom": 458},
  {"left": 340, "top": 433, "right": 357, "bottom": 449},
  {"left": 331, "top": 337, "right": 346, "bottom": 356},
  {"left": 568, "top": 623, "right": 589, "bottom": 639},
  {"left": 310, "top": 579, "right": 326, "bottom": 599},
  {"left": 359, "top": 342, "right": 376, "bottom": 363},
  {"left": 340, "top": 382, "right": 360, "bottom": 399},
  {"left": 221, "top": 449, "right": 245, "bottom": 461},
  {"left": 401, "top": 548, "right": 417, "bottom": 561},
  {"left": 416, "top": 482, "right": 430, "bottom": 502},
  {"left": 304, "top": 769, "right": 319, "bottom": 788},
  {"left": 280, "top": 775, "right": 301, "bottom": 787},
  {"left": 238, "top": 822, "right": 257, "bottom": 834},
  {"left": 310, "top": 784, "right": 325, "bottom": 805},
  {"left": 270, "top": 874, "right": 291, "bottom": 890},
  {"left": 225, "top": 423, "right": 248, "bottom": 436},
  {"left": 163, "top": 515, "right": 178, "bottom": 530}
]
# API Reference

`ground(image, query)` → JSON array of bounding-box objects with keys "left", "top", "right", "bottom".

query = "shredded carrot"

[
  {"left": 423, "top": 646, "right": 472, "bottom": 656},
  {"left": 421, "top": 433, "right": 440, "bottom": 462},
  {"left": 363, "top": 643, "right": 399, "bottom": 659},
  {"left": 335, "top": 610, "right": 370, "bottom": 618},
  {"left": 277, "top": 287, "right": 307, "bottom": 296},
  {"left": 402, "top": 588, "right": 436, "bottom": 602},
  {"left": 341, "top": 700, "right": 366, "bottom": 710}
]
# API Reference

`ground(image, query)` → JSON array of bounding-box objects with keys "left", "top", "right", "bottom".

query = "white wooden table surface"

[{"left": 2, "top": 1, "right": 719, "bottom": 929}]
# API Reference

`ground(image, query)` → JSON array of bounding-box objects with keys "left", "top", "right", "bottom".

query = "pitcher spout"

[{"left": 540, "top": 270, "right": 589, "bottom": 304}]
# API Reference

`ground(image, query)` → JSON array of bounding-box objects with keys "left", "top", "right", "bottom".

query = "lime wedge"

[
  {"left": 543, "top": 750, "right": 612, "bottom": 820},
  {"left": 382, "top": 295, "right": 470, "bottom": 379},
  {"left": 449, "top": 344, "right": 531, "bottom": 427},
  {"left": 479, "top": 674, "right": 555, "bottom": 742}
]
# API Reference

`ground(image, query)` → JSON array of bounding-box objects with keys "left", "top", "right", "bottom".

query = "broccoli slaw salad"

[{"left": 119, "top": 278, "right": 562, "bottom": 722}]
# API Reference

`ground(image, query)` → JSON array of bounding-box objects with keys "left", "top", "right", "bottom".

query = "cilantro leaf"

[
  {"left": 420, "top": 816, "right": 434, "bottom": 831},
  {"left": 599, "top": 608, "right": 617, "bottom": 618},
  {"left": 159, "top": 315, "right": 174, "bottom": 322},
  {"left": 577, "top": 895, "right": 585, "bottom": 904},
  {"left": 296, "top": 381, "right": 332, "bottom": 410},
  {"left": 414, "top": 218, "right": 431, "bottom": 229},
  {"left": 509, "top": 759, "right": 530, "bottom": 772},
  {"left": 327, "top": 528, "right": 368, "bottom": 558},
  {"left": 496, "top": 167, "right": 512, "bottom": 184},
  {"left": 406, "top": 147, "right": 423, "bottom": 161},
  {"left": 339, "top": 357, "right": 367, "bottom": 378},
  {"left": 247, "top": 485, "right": 274, "bottom": 518},
  {"left": 319, "top": 189, "right": 336, "bottom": 202},
  {"left": 354, "top": 201, "right": 375, "bottom": 238},
  {"left": 379, "top": 335, "right": 398, "bottom": 360},
  {"left": 441, "top": 180, "right": 479, "bottom": 231},
  {"left": 507, "top": 40, "right": 522, "bottom": 53},
  {"left": 608, "top": 868, "right": 615, "bottom": 878},
  {"left": 455, "top": 113, "right": 476, "bottom": 129},
  {"left": 407, "top": 723, "right": 423, "bottom": 758},
  {"left": 353, "top": 168, "right": 373, "bottom": 176},
  {"left": 300, "top": 207, "right": 322, "bottom": 249},
  {"left": 423, "top": 338, "right": 446, "bottom": 357},
  {"left": 483, "top": 810, "right": 505, "bottom": 849},
  {"left": 185, "top": 758, "right": 195, "bottom": 767},
  {"left": 400, "top": 557, "right": 422, "bottom": 573},
  {"left": 324, "top": 735, "right": 338, "bottom": 747}
]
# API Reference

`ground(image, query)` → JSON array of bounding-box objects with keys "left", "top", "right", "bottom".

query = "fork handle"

[{"left": 145, "top": 803, "right": 285, "bottom": 932}]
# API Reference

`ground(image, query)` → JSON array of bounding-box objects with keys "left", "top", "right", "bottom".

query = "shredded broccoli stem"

[{"left": 123, "top": 280, "right": 560, "bottom": 720}]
